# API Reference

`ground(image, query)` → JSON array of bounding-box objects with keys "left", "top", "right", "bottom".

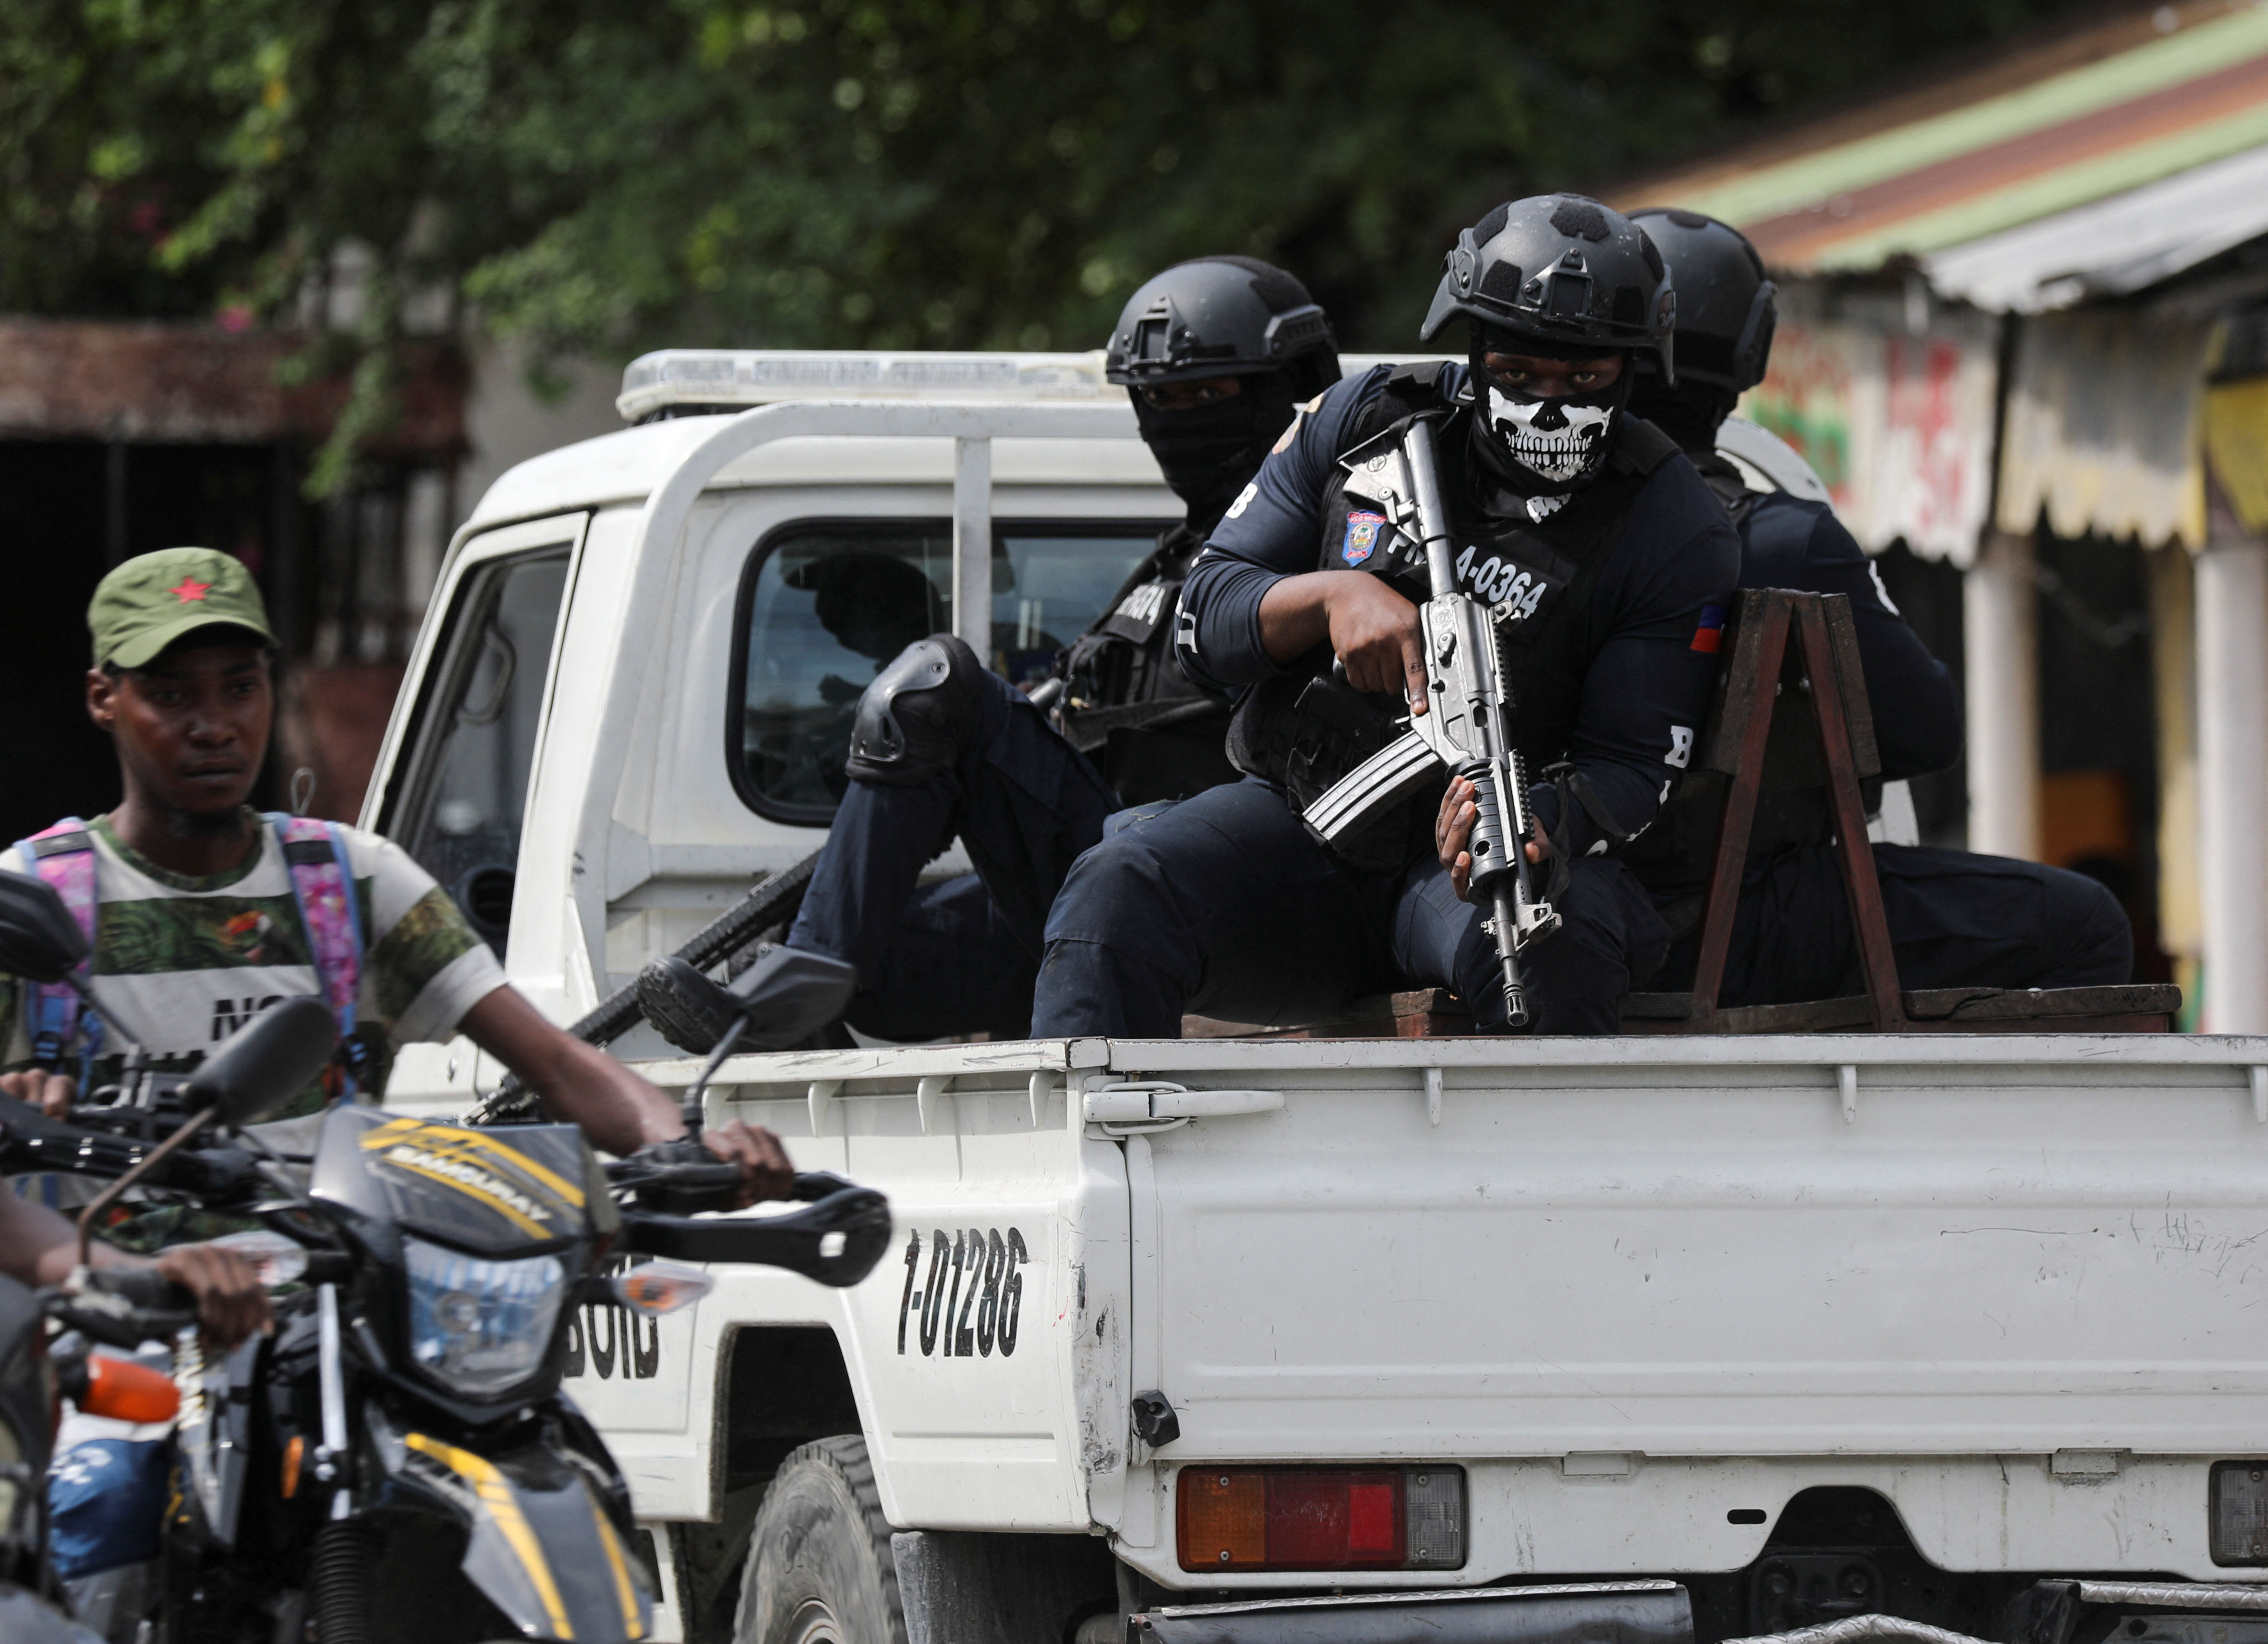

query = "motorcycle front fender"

[{"left": 369, "top": 1415, "right": 654, "bottom": 1643}]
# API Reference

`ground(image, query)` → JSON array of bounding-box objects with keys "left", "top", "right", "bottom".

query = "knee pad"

[{"left": 845, "top": 634, "right": 985, "bottom": 787}]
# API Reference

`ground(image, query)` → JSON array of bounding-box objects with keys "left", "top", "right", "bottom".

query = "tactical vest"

[
  {"left": 1226, "top": 362, "right": 1680, "bottom": 871},
  {"left": 1056, "top": 523, "right": 1238, "bottom": 806}
]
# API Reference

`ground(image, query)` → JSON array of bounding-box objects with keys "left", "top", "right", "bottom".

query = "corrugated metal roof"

[
  {"left": 1613, "top": 0, "right": 2268, "bottom": 279},
  {"left": 1924, "top": 140, "right": 2268, "bottom": 310}
]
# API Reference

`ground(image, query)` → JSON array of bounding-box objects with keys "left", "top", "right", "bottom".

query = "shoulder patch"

[{"left": 1342, "top": 511, "right": 1385, "bottom": 566}]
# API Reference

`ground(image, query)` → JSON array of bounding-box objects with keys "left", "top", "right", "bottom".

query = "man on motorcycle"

[{"left": 0, "top": 548, "right": 791, "bottom": 1198}]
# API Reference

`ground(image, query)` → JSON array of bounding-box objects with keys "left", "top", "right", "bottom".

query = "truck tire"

[{"left": 735, "top": 1437, "right": 906, "bottom": 1644}]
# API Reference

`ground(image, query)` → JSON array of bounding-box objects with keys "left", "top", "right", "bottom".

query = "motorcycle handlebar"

[
  {"left": 603, "top": 1150, "right": 856, "bottom": 1217},
  {"left": 1, "top": 1095, "right": 264, "bottom": 1201},
  {"left": 46, "top": 1266, "right": 198, "bottom": 1351},
  {"left": 619, "top": 1177, "right": 891, "bottom": 1288}
]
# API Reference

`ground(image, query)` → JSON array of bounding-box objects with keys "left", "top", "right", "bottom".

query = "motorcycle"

[{"left": 0, "top": 867, "right": 890, "bottom": 1644}]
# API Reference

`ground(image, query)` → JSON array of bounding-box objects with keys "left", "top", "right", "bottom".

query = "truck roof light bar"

[
  {"left": 617, "top": 350, "right": 1112, "bottom": 422},
  {"left": 616, "top": 348, "right": 1454, "bottom": 423}
]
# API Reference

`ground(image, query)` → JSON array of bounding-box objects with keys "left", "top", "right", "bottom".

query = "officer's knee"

[
  {"left": 1049, "top": 826, "right": 1175, "bottom": 943},
  {"left": 1548, "top": 858, "right": 1643, "bottom": 950},
  {"left": 2047, "top": 867, "right": 2134, "bottom": 985},
  {"left": 844, "top": 634, "right": 985, "bottom": 787}
]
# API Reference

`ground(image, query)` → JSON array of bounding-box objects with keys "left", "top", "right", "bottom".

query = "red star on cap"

[{"left": 169, "top": 576, "right": 213, "bottom": 603}]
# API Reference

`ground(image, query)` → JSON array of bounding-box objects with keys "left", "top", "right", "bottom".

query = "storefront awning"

[{"left": 1925, "top": 141, "right": 2268, "bottom": 314}]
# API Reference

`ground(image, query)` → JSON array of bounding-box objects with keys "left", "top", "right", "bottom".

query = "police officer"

[
  {"left": 744, "top": 258, "right": 1342, "bottom": 1044},
  {"left": 1610, "top": 208, "right": 2130, "bottom": 1000},
  {"left": 1031, "top": 196, "right": 1743, "bottom": 1036}
]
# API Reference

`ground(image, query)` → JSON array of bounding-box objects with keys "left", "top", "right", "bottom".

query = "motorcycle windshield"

[{"left": 311, "top": 1107, "right": 612, "bottom": 1254}]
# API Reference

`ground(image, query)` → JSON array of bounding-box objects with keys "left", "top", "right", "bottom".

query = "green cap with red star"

[{"left": 88, "top": 547, "right": 278, "bottom": 669}]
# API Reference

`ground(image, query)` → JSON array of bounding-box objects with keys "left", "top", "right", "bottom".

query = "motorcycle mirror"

[
  {"left": 723, "top": 945, "right": 857, "bottom": 1052},
  {"left": 73, "top": 996, "right": 337, "bottom": 1267},
  {"left": 638, "top": 946, "right": 856, "bottom": 1057},
  {"left": 183, "top": 995, "right": 337, "bottom": 1129},
  {"left": 0, "top": 869, "right": 89, "bottom": 984}
]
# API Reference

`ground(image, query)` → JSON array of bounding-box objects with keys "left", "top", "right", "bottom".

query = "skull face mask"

[{"left": 1481, "top": 382, "right": 1618, "bottom": 488}]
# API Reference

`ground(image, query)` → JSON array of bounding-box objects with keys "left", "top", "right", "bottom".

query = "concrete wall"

[{"left": 455, "top": 337, "right": 629, "bottom": 531}]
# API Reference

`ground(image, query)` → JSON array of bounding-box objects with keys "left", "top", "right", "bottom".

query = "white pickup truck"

[{"left": 367, "top": 350, "right": 2268, "bottom": 1644}]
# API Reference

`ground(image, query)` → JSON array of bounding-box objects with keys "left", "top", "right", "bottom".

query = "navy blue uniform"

[
  {"left": 1178, "top": 366, "right": 1738, "bottom": 852},
  {"left": 784, "top": 520, "right": 1230, "bottom": 1042},
  {"left": 785, "top": 669, "right": 1116, "bottom": 1041},
  {"left": 1735, "top": 487, "right": 1960, "bottom": 781},
  {"left": 1031, "top": 367, "right": 1743, "bottom": 1036},
  {"left": 1651, "top": 463, "right": 2131, "bottom": 1002}
]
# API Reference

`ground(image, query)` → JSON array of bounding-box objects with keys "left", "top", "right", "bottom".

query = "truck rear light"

[
  {"left": 2211, "top": 1461, "right": 2268, "bottom": 1564},
  {"left": 1176, "top": 1466, "right": 1465, "bottom": 1572}
]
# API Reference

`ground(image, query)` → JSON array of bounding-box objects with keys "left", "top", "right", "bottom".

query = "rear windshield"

[{"left": 728, "top": 520, "right": 1160, "bottom": 822}]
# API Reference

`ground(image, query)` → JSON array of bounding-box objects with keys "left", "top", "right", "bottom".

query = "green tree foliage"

[{"left": 0, "top": 0, "right": 2090, "bottom": 476}]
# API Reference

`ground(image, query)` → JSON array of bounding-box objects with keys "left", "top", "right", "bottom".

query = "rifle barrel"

[{"left": 1404, "top": 418, "right": 1460, "bottom": 597}]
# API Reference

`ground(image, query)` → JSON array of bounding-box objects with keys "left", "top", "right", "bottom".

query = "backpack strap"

[
  {"left": 9, "top": 819, "right": 100, "bottom": 1077},
  {"left": 267, "top": 815, "right": 368, "bottom": 1096}
]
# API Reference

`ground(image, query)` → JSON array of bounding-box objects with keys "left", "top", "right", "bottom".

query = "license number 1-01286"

[{"left": 897, "top": 1227, "right": 1029, "bottom": 1358}]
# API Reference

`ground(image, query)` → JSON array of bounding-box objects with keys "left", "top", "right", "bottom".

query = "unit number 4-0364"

[{"left": 898, "top": 1227, "right": 1029, "bottom": 1358}]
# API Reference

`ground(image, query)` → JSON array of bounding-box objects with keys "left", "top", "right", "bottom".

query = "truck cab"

[{"left": 367, "top": 351, "right": 2268, "bottom": 1644}]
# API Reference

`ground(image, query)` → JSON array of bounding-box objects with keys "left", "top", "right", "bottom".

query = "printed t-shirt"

[{"left": 0, "top": 813, "right": 507, "bottom": 1113}]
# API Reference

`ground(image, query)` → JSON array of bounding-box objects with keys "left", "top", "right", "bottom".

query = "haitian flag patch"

[
  {"left": 1690, "top": 603, "right": 1727, "bottom": 653},
  {"left": 1342, "top": 510, "right": 1385, "bottom": 566}
]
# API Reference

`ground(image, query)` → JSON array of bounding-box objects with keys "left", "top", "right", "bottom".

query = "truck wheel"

[{"left": 735, "top": 1437, "right": 905, "bottom": 1644}]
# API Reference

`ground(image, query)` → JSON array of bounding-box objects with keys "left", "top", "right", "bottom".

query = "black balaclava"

[
  {"left": 1467, "top": 324, "right": 1633, "bottom": 512},
  {"left": 1134, "top": 372, "right": 1303, "bottom": 535}
]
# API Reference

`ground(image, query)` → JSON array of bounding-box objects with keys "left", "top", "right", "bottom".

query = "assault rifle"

[{"left": 1302, "top": 415, "right": 1559, "bottom": 1025}]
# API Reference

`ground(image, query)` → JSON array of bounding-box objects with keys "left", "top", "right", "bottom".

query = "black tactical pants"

[
  {"left": 785, "top": 668, "right": 1118, "bottom": 1041},
  {"left": 1651, "top": 843, "right": 2134, "bottom": 1003},
  {"left": 1031, "top": 777, "right": 1670, "bottom": 1037}
]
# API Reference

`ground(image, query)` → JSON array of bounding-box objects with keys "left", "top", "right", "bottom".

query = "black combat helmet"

[
  {"left": 1625, "top": 208, "right": 1777, "bottom": 450},
  {"left": 1424, "top": 197, "right": 1675, "bottom": 498},
  {"left": 1626, "top": 209, "right": 1776, "bottom": 395},
  {"left": 1106, "top": 257, "right": 1339, "bottom": 400},
  {"left": 1106, "top": 257, "right": 1342, "bottom": 528},
  {"left": 1421, "top": 194, "right": 1676, "bottom": 385}
]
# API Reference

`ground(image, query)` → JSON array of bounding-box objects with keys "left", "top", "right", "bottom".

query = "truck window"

[
  {"left": 729, "top": 521, "right": 1159, "bottom": 822},
  {"left": 394, "top": 548, "right": 573, "bottom": 953}
]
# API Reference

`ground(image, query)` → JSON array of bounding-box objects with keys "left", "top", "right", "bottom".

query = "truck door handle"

[{"left": 1083, "top": 1082, "right": 1284, "bottom": 1134}]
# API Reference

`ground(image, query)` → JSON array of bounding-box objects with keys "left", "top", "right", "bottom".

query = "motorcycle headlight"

[{"left": 403, "top": 1236, "right": 565, "bottom": 1398}]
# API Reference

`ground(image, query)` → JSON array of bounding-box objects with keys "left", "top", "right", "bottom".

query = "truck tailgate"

[{"left": 1107, "top": 1035, "right": 2268, "bottom": 1459}]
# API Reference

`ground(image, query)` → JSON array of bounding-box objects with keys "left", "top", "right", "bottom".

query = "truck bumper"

[{"left": 1129, "top": 1579, "right": 1692, "bottom": 1644}]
